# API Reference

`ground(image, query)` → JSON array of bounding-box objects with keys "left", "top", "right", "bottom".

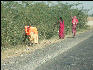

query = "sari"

[
  {"left": 72, "top": 16, "right": 78, "bottom": 37},
  {"left": 59, "top": 20, "right": 65, "bottom": 39}
]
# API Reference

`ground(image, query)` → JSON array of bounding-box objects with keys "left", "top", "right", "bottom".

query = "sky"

[
  {"left": 63, "top": 1, "right": 93, "bottom": 15},
  {"left": 15, "top": 1, "right": 93, "bottom": 15},
  {"left": 50, "top": 1, "right": 93, "bottom": 15}
]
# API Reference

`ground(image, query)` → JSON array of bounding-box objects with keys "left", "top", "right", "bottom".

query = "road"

[
  {"left": 35, "top": 35, "right": 93, "bottom": 70},
  {"left": 1, "top": 30, "right": 93, "bottom": 70}
]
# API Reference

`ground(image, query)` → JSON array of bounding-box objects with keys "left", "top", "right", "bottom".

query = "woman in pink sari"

[
  {"left": 72, "top": 16, "right": 79, "bottom": 38},
  {"left": 59, "top": 17, "right": 65, "bottom": 39}
]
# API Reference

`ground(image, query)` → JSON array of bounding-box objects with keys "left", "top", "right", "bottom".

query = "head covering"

[
  {"left": 74, "top": 16, "right": 76, "bottom": 18},
  {"left": 72, "top": 16, "right": 78, "bottom": 23}
]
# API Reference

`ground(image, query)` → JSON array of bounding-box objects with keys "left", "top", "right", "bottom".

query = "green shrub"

[{"left": 1, "top": 1, "right": 88, "bottom": 48}]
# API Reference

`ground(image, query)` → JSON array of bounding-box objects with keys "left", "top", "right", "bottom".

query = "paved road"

[{"left": 35, "top": 35, "right": 93, "bottom": 70}]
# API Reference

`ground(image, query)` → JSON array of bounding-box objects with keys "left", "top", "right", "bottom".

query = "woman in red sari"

[
  {"left": 59, "top": 17, "right": 65, "bottom": 39},
  {"left": 72, "top": 16, "right": 79, "bottom": 38}
]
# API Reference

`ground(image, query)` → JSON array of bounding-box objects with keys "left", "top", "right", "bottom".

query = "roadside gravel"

[{"left": 1, "top": 29, "right": 93, "bottom": 70}]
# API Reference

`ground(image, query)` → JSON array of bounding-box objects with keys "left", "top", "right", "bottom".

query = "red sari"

[
  {"left": 72, "top": 16, "right": 78, "bottom": 37},
  {"left": 59, "top": 20, "right": 65, "bottom": 39}
]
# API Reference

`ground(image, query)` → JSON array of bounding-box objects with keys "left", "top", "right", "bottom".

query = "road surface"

[
  {"left": 35, "top": 35, "right": 93, "bottom": 70},
  {"left": 1, "top": 30, "right": 93, "bottom": 70}
]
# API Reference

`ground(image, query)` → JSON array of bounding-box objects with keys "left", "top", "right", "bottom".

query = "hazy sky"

[
  {"left": 51, "top": 1, "right": 93, "bottom": 15},
  {"left": 16, "top": 1, "right": 93, "bottom": 15}
]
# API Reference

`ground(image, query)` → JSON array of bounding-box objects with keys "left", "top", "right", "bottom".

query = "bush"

[{"left": 1, "top": 1, "right": 88, "bottom": 48}]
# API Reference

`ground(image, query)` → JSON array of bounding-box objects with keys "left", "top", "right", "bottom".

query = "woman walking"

[
  {"left": 59, "top": 17, "right": 65, "bottom": 39},
  {"left": 72, "top": 16, "right": 79, "bottom": 38}
]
